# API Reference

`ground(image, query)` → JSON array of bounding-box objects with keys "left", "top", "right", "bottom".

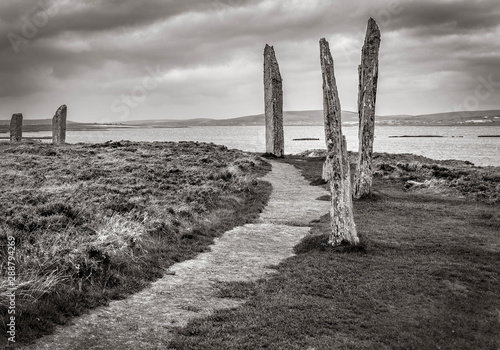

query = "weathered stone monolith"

[
  {"left": 354, "top": 18, "right": 381, "bottom": 199},
  {"left": 264, "top": 44, "right": 284, "bottom": 157},
  {"left": 319, "top": 38, "right": 359, "bottom": 246},
  {"left": 52, "top": 104, "right": 67, "bottom": 144},
  {"left": 10, "top": 113, "right": 23, "bottom": 142}
]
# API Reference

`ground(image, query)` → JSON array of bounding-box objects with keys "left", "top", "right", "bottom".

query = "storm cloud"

[{"left": 0, "top": 0, "right": 499, "bottom": 122}]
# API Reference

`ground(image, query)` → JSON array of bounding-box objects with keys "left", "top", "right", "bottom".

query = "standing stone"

[
  {"left": 10, "top": 113, "right": 23, "bottom": 142},
  {"left": 52, "top": 104, "right": 67, "bottom": 144},
  {"left": 319, "top": 38, "right": 359, "bottom": 246},
  {"left": 354, "top": 18, "right": 381, "bottom": 199},
  {"left": 264, "top": 44, "right": 284, "bottom": 157}
]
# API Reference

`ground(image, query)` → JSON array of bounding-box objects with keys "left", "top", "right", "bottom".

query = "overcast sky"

[{"left": 1, "top": 0, "right": 499, "bottom": 122}]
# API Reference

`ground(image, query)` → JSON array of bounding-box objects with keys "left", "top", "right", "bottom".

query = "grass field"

[
  {"left": 0, "top": 141, "right": 271, "bottom": 345},
  {"left": 168, "top": 154, "right": 500, "bottom": 350}
]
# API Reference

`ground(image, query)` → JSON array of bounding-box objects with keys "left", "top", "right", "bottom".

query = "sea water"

[{"left": 14, "top": 125, "right": 500, "bottom": 167}]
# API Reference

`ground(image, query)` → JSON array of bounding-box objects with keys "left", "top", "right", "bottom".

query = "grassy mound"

[
  {"left": 372, "top": 153, "right": 500, "bottom": 203},
  {"left": 0, "top": 141, "right": 271, "bottom": 345},
  {"left": 283, "top": 152, "right": 500, "bottom": 203},
  {"left": 168, "top": 154, "right": 499, "bottom": 350}
]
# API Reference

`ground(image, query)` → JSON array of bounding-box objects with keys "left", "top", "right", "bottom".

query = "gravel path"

[{"left": 23, "top": 160, "right": 329, "bottom": 350}]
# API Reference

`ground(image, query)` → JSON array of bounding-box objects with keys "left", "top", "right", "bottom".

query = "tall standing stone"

[
  {"left": 264, "top": 44, "right": 284, "bottom": 157},
  {"left": 319, "top": 38, "right": 359, "bottom": 246},
  {"left": 10, "top": 113, "right": 23, "bottom": 142},
  {"left": 354, "top": 18, "right": 381, "bottom": 199},
  {"left": 52, "top": 104, "right": 67, "bottom": 144}
]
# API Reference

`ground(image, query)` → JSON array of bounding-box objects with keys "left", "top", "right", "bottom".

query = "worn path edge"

[{"left": 23, "top": 160, "right": 329, "bottom": 350}]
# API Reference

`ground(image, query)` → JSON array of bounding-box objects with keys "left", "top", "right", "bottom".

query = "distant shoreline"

[
  {"left": 0, "top": 125, "right": 190, "bottom": 133},
  {"left": 389, "top": 135, "right": 444, "bottom": 138},
  {"left": 1, "top": 123, "right": 500, "bottom": 134}
]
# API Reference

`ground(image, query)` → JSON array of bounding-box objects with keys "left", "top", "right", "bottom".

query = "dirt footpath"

[{"left": 23, "top": 160, "right": 329, "bottom": 350}]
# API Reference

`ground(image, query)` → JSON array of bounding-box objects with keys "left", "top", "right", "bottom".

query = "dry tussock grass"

[{"left": 0, "top": 140, "right": 271, "bottom": 345}]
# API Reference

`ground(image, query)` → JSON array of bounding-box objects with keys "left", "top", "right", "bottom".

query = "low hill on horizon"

[
  {"left": 393, "top": 110, "right": 500, "bottom": 124},
  {"left": 1, "top": 109, "right": 500, "bottom": 130},
  {"left": 126, "top": 110, "right": 349, "bottom": 127},
  {"left": 125, "top": 109, "right": 500, "bottom": 127}
]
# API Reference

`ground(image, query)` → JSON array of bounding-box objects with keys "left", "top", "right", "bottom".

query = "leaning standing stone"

[
  {"left": 10, "top": 113, "right": 23, "bottom": 142},
  {"left": 264, "top": 44, "right": 284, "bottom": 157},
  {"left": 319, "top": 38, "right": 359, "bottom": 246},
  {"left": 354, "top": 18, "right": 381, "bottom": 199},
  {"left": 52, "top": 104, "right": 67, "bottom": 144}
]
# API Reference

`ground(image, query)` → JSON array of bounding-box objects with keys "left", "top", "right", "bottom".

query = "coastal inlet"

[{"left": 2, "top": 125, "right": 499, "bottom": 166}]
